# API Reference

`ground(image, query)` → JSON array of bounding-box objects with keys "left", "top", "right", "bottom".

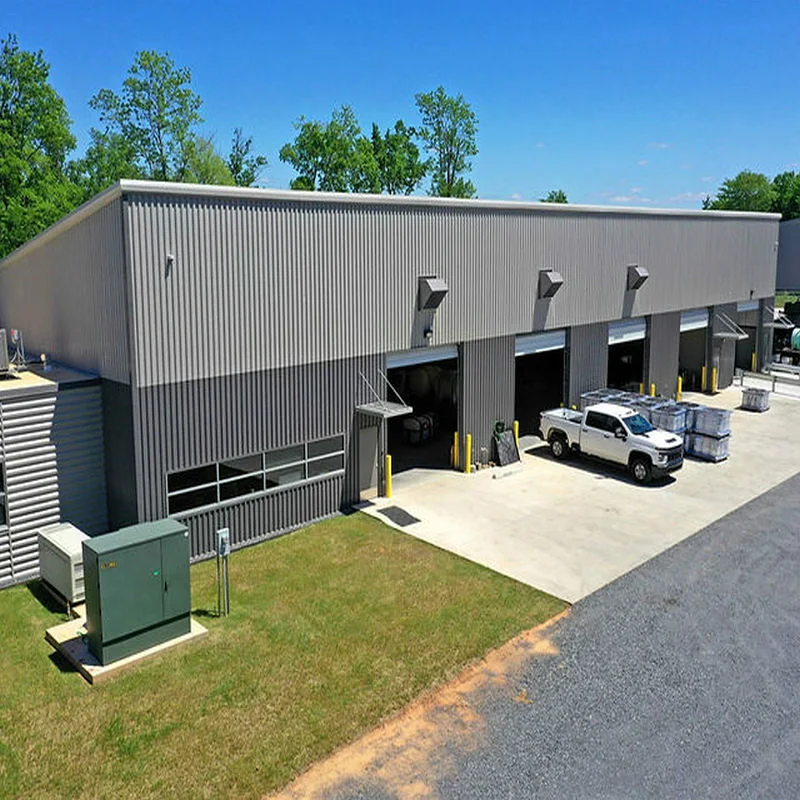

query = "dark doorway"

[
  {"left": 514, "top": 349, "right": 565, "bottom": 435},
  {"left": 607, "top": 340, "right": 645, "bottom": 391},
  {"left": 387, "top": 359, "right": 458, "bottom": 474},
  {"left": 679, "top": 328, "right": 707, "bottom": 390}
]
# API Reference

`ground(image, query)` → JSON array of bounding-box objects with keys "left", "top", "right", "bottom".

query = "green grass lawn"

[
  {"left": 775, "top": 292, "right": 799, "bottom": 310},
  {"left": 0, "top": 512, "right": 565, "bottom": 799}
]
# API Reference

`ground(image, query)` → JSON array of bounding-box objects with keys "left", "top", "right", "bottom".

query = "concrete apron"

[{"left": 362, "top": 388, "right": 800, "bottom": 603}]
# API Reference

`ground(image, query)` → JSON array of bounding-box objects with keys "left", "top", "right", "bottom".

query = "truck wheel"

[
  {"left": 549, "top": 434, "right": 569, "bottom": 460},
  {"left": 630, "top": 456, "right": 652, "bottom": 484}
]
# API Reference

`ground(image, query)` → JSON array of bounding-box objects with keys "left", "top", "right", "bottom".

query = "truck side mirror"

[{"left": 614, "top": 428, "right": 627, "bottom": 440}]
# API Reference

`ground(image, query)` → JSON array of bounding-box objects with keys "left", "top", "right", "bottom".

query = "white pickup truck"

[{"left": 539, "top": 402, "right": 684, "bottom": 483}]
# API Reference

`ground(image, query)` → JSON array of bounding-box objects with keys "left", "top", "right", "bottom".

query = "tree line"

[
  {"left": 0, "top": 34, "right": 484, "bottom": 258},
  {"left": 703, "top": 170, "right": 800, "bottom": 219}
]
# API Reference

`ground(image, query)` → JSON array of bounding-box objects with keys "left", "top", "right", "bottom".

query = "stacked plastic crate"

[
  {"left": 683, "top": 406, "right": 732, "bottom": 462},
  {"left": 741, "top": 387, "right": 770, "bottom": 412}
]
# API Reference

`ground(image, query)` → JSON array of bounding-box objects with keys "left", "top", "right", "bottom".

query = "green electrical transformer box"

[{"left": 82, "top": 519, "right": 191, "bottom": 665}]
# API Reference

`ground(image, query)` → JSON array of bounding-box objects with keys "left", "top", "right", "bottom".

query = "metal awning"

[
  {"left": 356, "top": 400, "right": 413, "bottom": 419},
  {"left": 766, "top": 304, "right": 795, "bottom": 330},
  {"left": 608, "top": 317, "right": 647, "bottom": 345},
  {"left": 387, "top": 344, "right": 458, "bottom": 369},
  {"left": 680, "top": 308, "right": 709, "bottom": 332},
  {"left": 515, "top": 329, "right": 566, "bottom": 356},
  {"left": 713, "top": 312, "right": 749, "bottom": 341}
]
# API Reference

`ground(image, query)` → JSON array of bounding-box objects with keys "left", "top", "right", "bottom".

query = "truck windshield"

[{"left": 624, "top": 414, "right": 654, "bottom": 434}]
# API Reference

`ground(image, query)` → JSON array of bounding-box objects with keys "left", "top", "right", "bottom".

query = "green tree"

[
  {"left": 68, "top": 129, "right": 143, "bottom": 202},
  {"left": 771, "top": 171, "right": 800, "bottom": 220},
  {"left": 279, "top": 105, "right": 379, "bottom": 192},
  {"left": 227, "top": 128, "right": 268, "bottom": 187},
  {"left": 371, "top": 121, "right": 426, "bottom": 195},
  {"left": 414, "top": 86, "right": 478, "bottom": 198},
  {"left": 89, "top": 50, "right": 203, "bottom": 181},
  {"left": 541, "top": 189, "right": 568, "bottom": 203},
  {"left": 704, "top": 170, "right": 775, "bottom": 213},
  {"left": 185, "top": 136, "right": 235, "bottom": 185},
  {"left": 0, "top": 34, "right": 80, "bottom": 257}
]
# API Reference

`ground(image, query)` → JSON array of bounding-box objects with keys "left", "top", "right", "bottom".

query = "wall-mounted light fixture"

[
  {"left": 418, "top": 276, "right": 449, "bottom": 310},
  {"left": 626, "top": 264, "right": 649, "bottom": 291},
  {"left": 538, "top": 270, "right": 564, "bottom": 299},
  {"left": 165, "top": 253, "right": 175, "bottom": 278}
]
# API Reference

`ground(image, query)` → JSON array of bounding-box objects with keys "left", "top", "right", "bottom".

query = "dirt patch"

[{"left": 268, "top": 609, "right": 568, "bottom": 800}]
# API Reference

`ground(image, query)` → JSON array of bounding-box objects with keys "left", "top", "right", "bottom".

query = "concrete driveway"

[{"left": 362, "top": 387, "right": 800, "bottom": 602}]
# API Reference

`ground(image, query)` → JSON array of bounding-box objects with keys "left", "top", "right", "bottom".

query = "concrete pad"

[
  {"left": 46, "top": 616, "right": 208, "bottom": 684},
  {"left": 364, "top": 387, "right": 800, "bottom": 603}
]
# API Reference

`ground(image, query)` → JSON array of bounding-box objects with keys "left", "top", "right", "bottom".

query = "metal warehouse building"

[
  {"left": 0, "top": 181, "right": 780, "bottom": 578},
  {"left": 777, "top": 218, "right": 800, "bottom": 290}
]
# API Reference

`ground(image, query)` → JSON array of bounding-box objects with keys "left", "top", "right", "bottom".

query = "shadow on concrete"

[{"left": 525, "top": 446, "right": 678, "bottom": 488}]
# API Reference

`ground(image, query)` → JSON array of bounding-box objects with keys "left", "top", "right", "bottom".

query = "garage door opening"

[
  {"left": 515, "top": 349, "right": 565, "bottom": 435},
  {"left": 679, "top": 329, "right": 707, "bottom": 390},
  {"left": 607, "top": 339, "right": 645, "bottom": 391},
  {"left": 387, "top": 358, "right": 458, "bottom": 474}
]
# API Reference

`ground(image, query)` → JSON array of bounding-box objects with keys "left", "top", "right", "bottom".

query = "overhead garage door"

[
  {"left": 515, "top": 330, "right": 566, "bottom": 357},
  {"left": 608, "top": 318, "right": 647, "bottom": 345},
  {"left": 680, "top": 308, "right": 709, "bottom": 332},
  {"left": 387, "top": 344, "right": 459, "bottom": 369}
]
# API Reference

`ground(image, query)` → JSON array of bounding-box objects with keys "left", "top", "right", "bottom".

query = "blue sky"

[{"left": 3, "top": 1, "right": 798, "bottom": 207}]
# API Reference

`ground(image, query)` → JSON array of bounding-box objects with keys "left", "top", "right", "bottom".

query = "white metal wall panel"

[
  {"left": 608, "top": 318, "right": 647, "bottom": 345},
  {"left": 0, "top": 391, "right": 60, "bottom": 588},
  {"left": 680, "top": 308, "right": 710, "bottom": 332},
  {"left": 387, "top": 345, "right": 459, "bottom": 369},
  {"left": 124, "top": 192, "right": 779, "bottom": 388},
  {"left": 515, "top": 330, "right": 566, "bottom": 356},
  {"left": 0, "top": 198, "right": 129, "bottom": 383}
]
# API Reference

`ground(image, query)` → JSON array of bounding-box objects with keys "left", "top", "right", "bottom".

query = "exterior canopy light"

[
  {"left": 418, "top": 276, "right": 449, "bottom": 310},
  {"left": 627, "top": 264, "right": 649, "bottom": 291},
  {"left": 538, "top": 270, "right": 564, "bottom": 299}
]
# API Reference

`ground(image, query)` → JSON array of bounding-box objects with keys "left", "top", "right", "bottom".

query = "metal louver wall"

[
  {"left": 568, "top": 323, "right": 609, "bottom": 405},
  {"left": 0, "top": 390, "right": 60, "bottom": 588},
  {"left": 646, "top": 312, "right": 681, "bottom": 397}
]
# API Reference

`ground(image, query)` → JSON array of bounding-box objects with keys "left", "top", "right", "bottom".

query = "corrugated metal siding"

[
  {"left": 52, "top": 384, "right": 108, "bottom": 535},
  {"left": 777, "top": 219, "right": 800, "bottom": 291},
  {"left": 756, "top": 298, "right": 775, "bottom": 370},
  {"left": 124, "top": 193, "right": 778, "bottom": 388},
  {"left": 567, "top": 323, "right": 609, "bottom": 405},
  {"left": 101, "top": 379, "right": 139, "bottom": 530},
  {"left": 175, "top": 475, "right": 342, "bottom": 561},
  {"left": 0, "top": 390, "right": 60, "bottom": 588},
  {"left": 459, "top": 336, "right": 515, "bottom": 462},
  {"left": 0, "top": 199, "right": 129, "bottom": 383},
  {"left": 132, "top": 353, "right": 384, "bottom": 548},
  {"left": 710, "top": 303, "right": 738, "bottom": 389},
  {"left": 646, "top": 312, "right": 680, "bottom": 397}
]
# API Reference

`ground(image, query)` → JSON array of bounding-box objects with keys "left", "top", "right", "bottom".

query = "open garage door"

[
  {"left": 514, "top": 331, "right": 566, "bottom": 435},
  {"left": 735, "top": 301, "right": 759, "bottom": 370},
  {"left": 679, "top": 308, "right": 709, "bottom": 390},
  {"left": 607, "top": 318, "right": 646, "bottom": 390},
  {"left": 386, "top": 346, "right": 459, "bottom": 475}
]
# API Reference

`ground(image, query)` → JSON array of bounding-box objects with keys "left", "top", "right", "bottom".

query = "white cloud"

[
  {"left": 608, "top": 195, "right": 656, "bottom": 204},
  {"left": 510, "top": 193, "right": 523, "bottom": 200},
  {"left": 648, "top": 142, "right": 672, "bottom": 149},
  {"left": 787, "top": 162, "right": 799, "bottom": 169},
  {"left": 631, "top": 187, "right": 642, "bottom": 194},
  {"left": 669, "top": 191, "right": 708, "bottom": 202},
  {"left": 637, "top": 159, "right": 648, "bottom": 166},
  {"left": 701, "top": 176, "right": 714, "bottom": 183}
]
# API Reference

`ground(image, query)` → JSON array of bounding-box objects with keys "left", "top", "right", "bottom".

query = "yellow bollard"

[
  {"left": 513, "top": 420, "right": 519, "bottom": 446},
  {"left": 639, "top": 382, "right": 644, "bottom": 395},
  {"left": 465, "top": 434, "right": 472, "bottom": 474},
  {"left": 453, "top": 431, "right": 459, "bottom": 469},
  {"left": 701, "top": 365, "right": 707, "bottom": 392},
  {"left": 676, "top": 376, "right": 683, "bottom": 402},
  {"left": 650, "top": 383, "right": 656, "bottom": 397},
  {"left": 711, "top": 366, "right": 718, "bottom": 394},
  {"left": 751, "top": 351, "right": 756, "bottom": 372},
  {"left": 385, "top": 454, "right": 392, "bottom": 498}
]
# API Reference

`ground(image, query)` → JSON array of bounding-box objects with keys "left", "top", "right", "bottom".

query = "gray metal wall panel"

[
  {"left": 646, "top": 312, "right": 681, "bottom": 397},
  {"left": 0, "top": 390, "right": 60, "bottom": 588},
  {"left": 124, "top": 193, "right": 778, "bottom": 388},
  {"left": 52, "top": 384, "right": 108, "bottom": 535},
  {"left": 459, "top": 336, "right": 515, "bottom": 463},
  {"left": 132, "top": 353, "right": 384, "bottom": 530},
  {"left": 102, "top": 379, "right": 139, "bottom": 530},
  {"left": 709, "top": 303, "right": 738, "bottom": 389},
  {"left": 568, "top": 323, "right": 609, "bottom": 405},
  {"left": 0, "top": 199, "right": 129, "bottom": 383},
  {"left": 756, "top": 298, "right": 775, "bottom": 370},
  {"left": 777, "top": 219, "right": 800, "bottom": 290}
]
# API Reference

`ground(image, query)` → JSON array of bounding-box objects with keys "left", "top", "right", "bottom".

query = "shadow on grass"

[
  {"left": 525, "top": 446, "right": 678, "bottom": 489},
  {"left": 26, "top": 579, "right": 67, "bottom": 615},
  {"left": 192, "top": 608, "right": 220, "bottom": 619},
  {"left": 48, "top": 649, "right": 77, "bottom": 674}
]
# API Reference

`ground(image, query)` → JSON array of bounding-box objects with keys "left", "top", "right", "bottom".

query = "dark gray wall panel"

[
  {"left": 124, "top": 191, "right": 779, "bottom": 388},
  {"left": 777, "top": 219, "right": 800, "bottom": 290},
  {"left": 709, "top": 303, "right": 738, "bottom": 389},
  {"left": 459, "top": 336, "right": 515, "bottom": 463},
  {"left": 756, "top": 298, "right": 775, "bottom": 370},
  {"left": 102, "top": 380, "right": 139, "bottom": 531},
  {"left": 132, "top": 354, "right": 385, "bottom": 527},
  {"left": 0, "top": 197, "right": 129, "bottom": 383},
  {"left": 646, "top": 312, "right": 680, "bottom": 397},
  {"left": 568, "top": 323, "right": 609, "bottom": 405}
]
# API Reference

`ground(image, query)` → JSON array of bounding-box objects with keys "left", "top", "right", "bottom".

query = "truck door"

[{"left": 582, "top": 411, "right": 614, "bottom": 458}]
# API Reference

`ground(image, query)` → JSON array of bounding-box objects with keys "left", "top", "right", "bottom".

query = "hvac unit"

[
  {"left": 38, "top": 523, "right": 90, "bottom": 607},
  {"left": 83, "top": 519, "right": 191, "bottom": 665}
]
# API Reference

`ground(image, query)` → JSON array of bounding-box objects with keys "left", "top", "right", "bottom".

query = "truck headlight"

[{"left": 657, "top": 452, "right": 668, "bottom": 463}]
